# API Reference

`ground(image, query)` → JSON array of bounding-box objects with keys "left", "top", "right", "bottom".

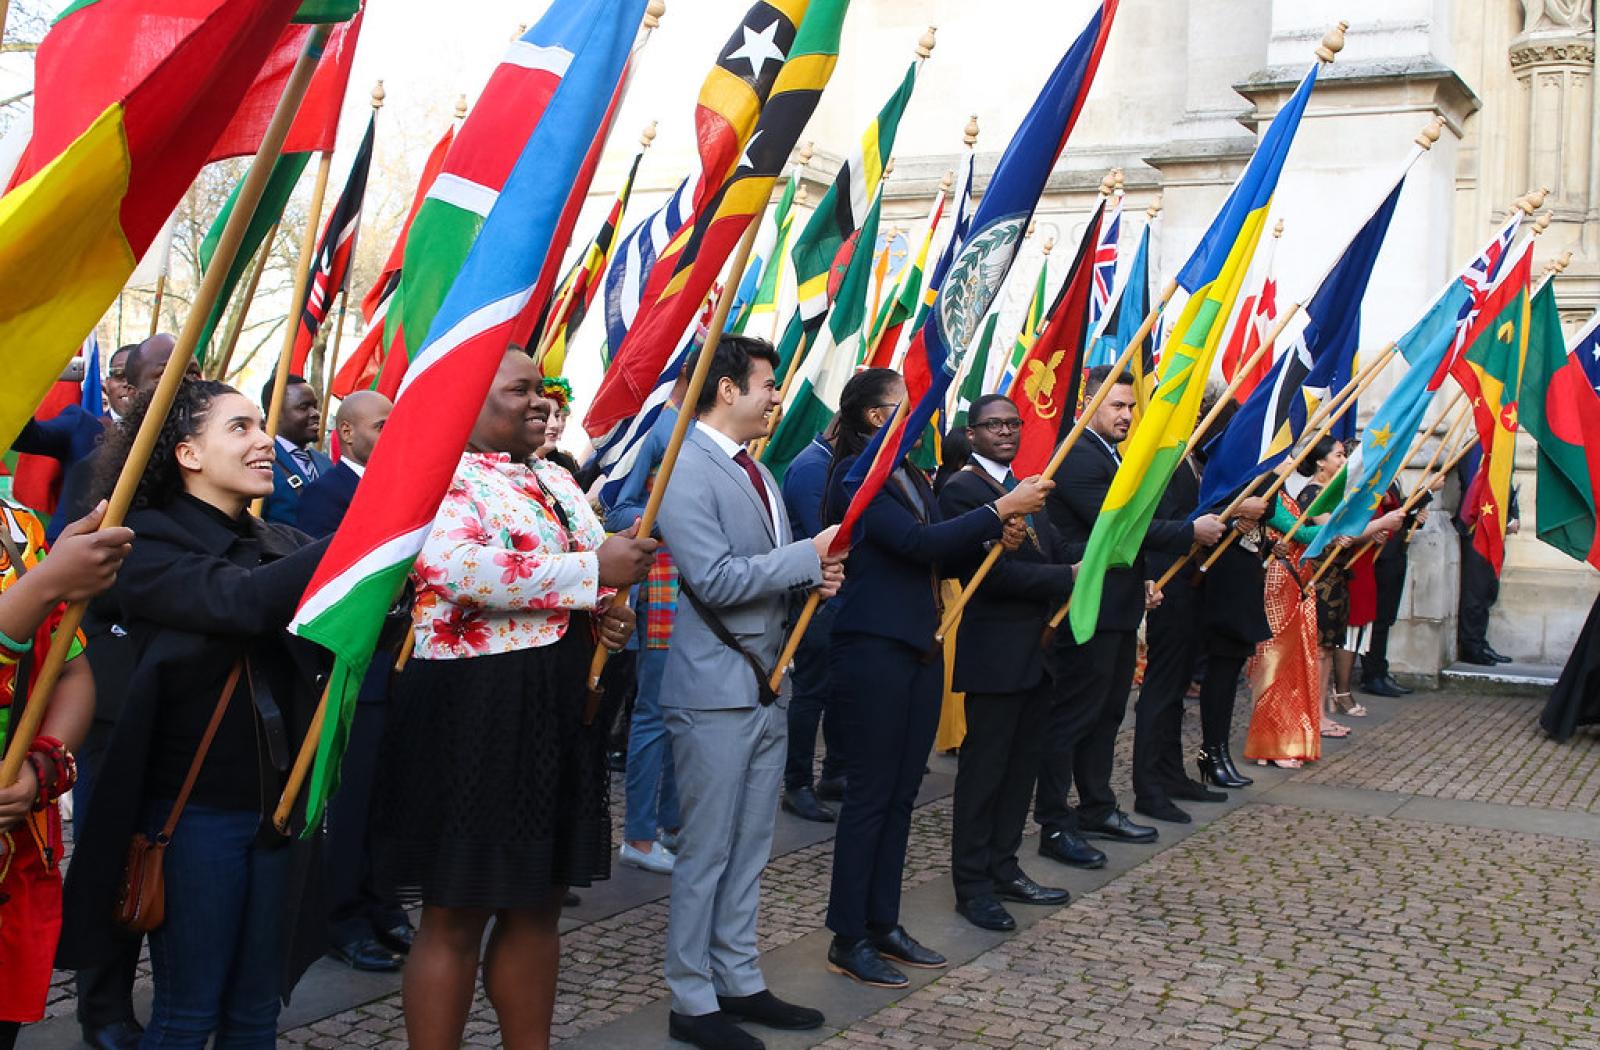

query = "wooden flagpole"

[
  {"left": 1403, "top": 399, "right": 1477, "bottom": 542},
  {"left": 582, "top": 209, "right": 770, "bottom": 717},
  {"left": 931, "top": 281, "right": 1176, "bottom": 645},
  {"left": 250, "top": 145, "right": 336, "bottom": 517},
  {"left": 316, "top": 288, "right": 350, "bottom": 450},
  {"left": 0, "top": 25, "right": 333, "bottom": 789},
  {"left": 210, "top": 222, "right": 280, "bottom": 381},
  {"left": 147, "top": 274, "right": 166, "bottom": 338}
]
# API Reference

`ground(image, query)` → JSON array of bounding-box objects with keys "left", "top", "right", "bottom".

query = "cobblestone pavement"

[{"left": 831, "top": 803, "right": 1600, "bottom": 1049}]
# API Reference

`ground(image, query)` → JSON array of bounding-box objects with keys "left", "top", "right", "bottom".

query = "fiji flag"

[
  {"left": 833, "top": 0, "right": 1118, "bottom": 552},
  {"left": 1196, "top": 176, "right": 1405, "bottom": 511}
]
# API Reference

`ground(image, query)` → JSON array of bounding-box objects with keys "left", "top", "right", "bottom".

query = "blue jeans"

[
  {"left": 623, "top": 647, "right": 680, "bottom": 842},
  {"left": 141, "top": 803, "right": 290, "bottom": 1049}
]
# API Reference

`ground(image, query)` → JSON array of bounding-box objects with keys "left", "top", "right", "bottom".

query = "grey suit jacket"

[{"left": 657, "top": 425, "right": 823, "bottom": 710}]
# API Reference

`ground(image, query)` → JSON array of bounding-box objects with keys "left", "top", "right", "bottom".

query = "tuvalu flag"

[
  {"left": 289, "top": 0, "right": 646, "bottom": 832},
  {"left": 585, "top": 0, "right": 852, "bottom": 441},
  {"left": 1069, "top": 57, "right": 1318, "bottom": 644},
  {"left": 1522, "top": 298, "right": 1600, "bottom": 569},
  {"left": 836, "top": 0, "right": 1119, "bottom": 555},
  {"left": 0, "top": 0, "right": 308, "bottom": 452},
  {"left": 1012, "top": 202, "right": 1103, "bottom": 478},
  {"left": 1450, "top": 241, "right": 1535, "bottom": 574},
  {"left": 289, "top": 112, "right": 374, "bottom": 373}
]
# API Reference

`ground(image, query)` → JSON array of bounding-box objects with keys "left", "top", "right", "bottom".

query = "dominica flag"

[
  {"left": 1450, "top": 239, "right": 1535, "bottom": 574},
  {"left": 289, "top": 112, "right": 374, "bottom": 373},
  {"left": 1196, "top": 175, "right": 1405, "bottom": 512},
  {"left": 863, "top": 182, "right": 947, "bottom": 370},
  {"left": 765, "top": 55, "right": 920, "bottom": 384},
  {"left": 835, "top": 0, "right": 1119, "bottom": 555},
  {"left": 1070, "top": 55, "right": 1317, "bottom": 643},
  {"left": 586, "top": 0, "right": 852, "bottom": 441},
  {"left": 731, "top": 163, "right": 801, "bottom": 336},
  {"left": 288, "top": 0, "right": 646, "bottom": 831},
  {"left": 997, "top": 248, "right": 1051, "bottom": 396},
  {"left": 765, "top": 187, "right": 885, "bottom": 478},
  {"left": 0, "top": 0, "right": 314, "bottom": 451},
  {"left": 193, "top": 9, "right": 365, "bottom": 360},
  {"left": 334, "top": 121, "right": 456, "bottom": 398},
  {"left": 1522, "top": 298, "right": 1600, "bottom": 569}
]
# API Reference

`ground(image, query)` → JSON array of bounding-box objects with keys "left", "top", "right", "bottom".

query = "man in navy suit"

[
  {"left": 261, "top": 373, "right": 332, "bottom": 527},
  {"left": 296, "top": 391, "right": 412, "bottom": 972}
]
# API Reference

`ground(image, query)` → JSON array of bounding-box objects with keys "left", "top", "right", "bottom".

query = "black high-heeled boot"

[
  {"left": 1217, "top": 743, "right": 1253, "bottom": 787},
  {"left": 1196, "top": 747, "right": 1248, "bottom": 789}
]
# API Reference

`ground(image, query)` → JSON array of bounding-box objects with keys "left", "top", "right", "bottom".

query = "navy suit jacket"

[
  {"left": 828, "top": 458, "right": 1003, "bottom": 652},
  {"left": 295, "top": 460, "right": 360, "bottom": 539},
  {"left": 263, "top": 442, "right": 333, "bottom": 528}
]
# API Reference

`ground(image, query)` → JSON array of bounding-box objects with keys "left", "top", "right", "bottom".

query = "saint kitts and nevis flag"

[
  {"left": 585, "top": 0, "right": 853, "bottom": 444},
  {"left": 288, "top": 0, "right": 647, "bottom": 832},
  {"left": 0, "top": 0, "right": 354, "bottom": 452},
  {"left": 333, "top": 120, "right": 454, "bottom": 398},
  {"left": 288, "top": 112, "right": 375, "bottom": 373},
  {"left": 1069, "top": 54, "right": 1318, "bottom": 644},
  {"left": 192, "top": 7, "right": 365, "bottom": 361},
  {"left": 1523, "top": 298, "right": 1600, "bottom": 569},
  {"left": 834, "top": 0, "right": 1119, "bottom": 554}
]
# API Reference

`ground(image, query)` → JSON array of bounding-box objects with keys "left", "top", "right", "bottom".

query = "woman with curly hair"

[{"left": 59, "top": 377, "right": 332, "bottom": 1048}]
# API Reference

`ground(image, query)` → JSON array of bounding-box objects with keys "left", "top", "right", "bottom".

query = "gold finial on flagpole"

[
  {"left": 454, "top": 93, "right": 468, "bottom": 121},
  {"left": 1522, "top": 186, "right": 1551, "bottom": 213},
  {"left": 513, "top": 23, "right": 527, "bottom": 40},
  {"left": 1042, "top": 236, "right": 1055, "bottom": 256},
  {"left": 644, "top": 0, "right": 666, "bottom": 29},
  {"left": 799, "top": 141, "right": 815, "bottom": 167},
  {"left": 1532, "top": 211, "right": 1553, "bottom": 235},
  {"left": 1416, "top": 115, "right": 1445, "bottom": 149},
  {"left": 1273, "top": 217, "right": 1285, "bottom": 238},
  {"left": 641, "top": 120, "right": 658, "bottom": 150},
  {"left": 796, "top": 183, "right": 809, "bottom": 206},
  {"left": 370, "top": 80, "right": 385, "bottom": 111},
  {"left": 884, "top": 157, "right": 895, "bottom": 178},
  {"left": 964, "top": 114, "right": 980, "bottom": 149},
  {"left": 1113, "top": 167, "right": 1126, "bottom": 194},
  {"left": 1146, "top": 193, "right": 1164, "bottom": 220},
  {"left": 1025, "top": 219, "right": 1037, "bottom": 241},
  {"left": 1315, "top": 21, "right": 1348, "bottom": 63},
  {"left": 1555, "top": 250, "right": 1574, "bottom": 273},
  {"left": 939, "top": 169, "right": 955, "bottom": 194},
  {"left": 916, "top": 26, "right": 937, "bottom": 60},
  {"left": 1098, "top": 170, "right": 1117, "bottom": 198}
]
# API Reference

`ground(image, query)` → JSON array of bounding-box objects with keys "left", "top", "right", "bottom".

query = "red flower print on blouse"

[
  {"left": 449, "top": 518, "right": 493, "bottom": 547},
  {"left": 507, "top": 529, "right": 538, "bottom": 552},
  {"left": 431, "top": 606, "right": 492, "bottom": 654},
  {"left": 494, "top": 548, "right": 539, "bottom": 585}
]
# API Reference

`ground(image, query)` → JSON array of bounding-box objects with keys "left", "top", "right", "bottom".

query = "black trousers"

[
  {"left": 326, "top": 698, "right": 409, "bottom": 947},
  {"left": 1035, "top": 629, "right": 1138, "bottom": 834},
  {"left": 785, "top": 600, "right": 845, "bottom": 791},
  {"left": 826, "top": 633, "right": 942, "bottom": 939},
  {"left": 74, "top": 722, "right": 140, "bottom": 1032},
  {"left": 1133, "top": 581, "right": 1200, "bottom": 806},
  {"left": 1197, "top": 651, "right": 1248, "bottom": 752},
  {"left": 951, "top": 677, "right": 1052, "bottom": 902},
  {"left": 1363, "top": 548, "right": 1409, "bottom": 681},
  {"left": 1457, "top": 533, "right": 1500, "bottom": 651}
]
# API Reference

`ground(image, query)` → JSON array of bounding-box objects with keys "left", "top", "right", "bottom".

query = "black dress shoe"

[
  {"left": 870, "top": 925, "right": 947, "bottom": 968},
  {"left": 717, "top": 989, "right": 824, "bottom": 1030},
  {"left": 1197, "top": 746, "right": 1249, "bottom": 789},
  {"left": 1383, "top": 674, "right": 1414, "bottom": 695},
  {"left": 1360, "top": 676, "right": 1406, "bottom": 698},
  {"left": 607, "top": 748, "right": 627, "bottom": 772},
  {"left": 1038, "top": 828, "right": 1107, "bottom": 869},
  {"left": 669, "top": 1010, "right": 764, "bottom": 1050},
  {"left": 83, "top": 1020, "right": 144, "bottom": 1050},
  {"left": 328, "top": 936, "right": 403, "bottom": 972},
  {"left": 1168, "top": 777, "right": 1227, "bottom": 803},
  {"left": 815, "top": 776, "right": 846, "bottom": 803},
  {"left": 1218, "top": 744, "right": 1254, "bottom": 787},
  {"left": 376, "top": 921, "right": 415, "bottom": 954},
  {"left": 563, "top": 891, "right": 581, "bottom": 907},
  {"left": 827, "top": 936, "right": 908, "bottom": 987},
  {"left": 1134, "top": 799, "right": 1192, "bottom": 825},
  {"left": 1485, "top": 646, "right": 1514, "bottom": 664},
  {"left": 994, "top": 872, "right": 1070, "bottom": 906},
  {"left": 955, "top": 895, "right": 1016, "bottom": 932},
  {"left": 1458, "top": 647, "right": 1497, "bottom": 666},
  {"left": 1080, "top": 810, "right": 1158, "bottom": 843},
  {"left": 781, "top": 785, "right": 836, "bottom": 823}
]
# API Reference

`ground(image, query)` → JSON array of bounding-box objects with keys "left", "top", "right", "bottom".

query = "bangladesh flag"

[{"left": 1520, "top": 282, "right": 1600, "bottom": 569}]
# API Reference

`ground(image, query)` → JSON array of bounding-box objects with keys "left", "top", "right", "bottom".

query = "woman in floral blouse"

[{"left": 372, "top": 348, "right": 656, "bottom": 1050}]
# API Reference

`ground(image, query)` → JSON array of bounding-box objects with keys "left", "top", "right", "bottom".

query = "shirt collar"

[
  {"left": 695, "top": 420, "right": 746, "bottom": 460},
  {"left": 275, "top": 435, "right": 305, "bottom": 457},
  {"left": 969, "top": 453, "right": 1010, "bottom": 484},
  {"left": 342, "top": 458, "right": 365, "bottom": 478},
  {"left": 1085, "top": 428, "right": 1121, "bottom": 461}
]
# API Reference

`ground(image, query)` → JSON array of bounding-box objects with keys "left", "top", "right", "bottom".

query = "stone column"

[{"left": 1508, "top": 1, "right": 1595, "bottom": 238}]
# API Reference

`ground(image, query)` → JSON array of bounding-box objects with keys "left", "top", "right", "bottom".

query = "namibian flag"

[
  {"left": 1069, "top": 57, "right": 1317, "bottom": 643},
  {"left": 1523, "top": 296, "right": 1600, "bottom": 570},
  {"left": 834, "top": 0, "right": 1118, "bottom": 556},
  {"left": 0, "top": 0, "right": 309, "bottom": 451}
]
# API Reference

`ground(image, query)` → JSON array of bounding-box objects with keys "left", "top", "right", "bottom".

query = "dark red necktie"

[{"left": 733, "top": 449, "right": 773, "bottom": 524}]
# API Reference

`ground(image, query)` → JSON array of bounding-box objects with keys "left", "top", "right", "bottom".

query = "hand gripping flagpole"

[
  {"left": 0, "top": 26, "right": 334, "bottom": 790},
  {"left": 582, "top": 210, "right": 770, "bottom": 722}
]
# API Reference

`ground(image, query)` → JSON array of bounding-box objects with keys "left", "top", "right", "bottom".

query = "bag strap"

[
  {"left": 157, "top": 660, "right": 244, "bottom": 843},
  {"left": 675, "top": 576, "right": 780, "bottom": 706}
]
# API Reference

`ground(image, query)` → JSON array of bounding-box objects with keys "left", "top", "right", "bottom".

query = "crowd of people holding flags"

[{"left": 3, "top": 0, "right": 1600, "bottom": 1049}]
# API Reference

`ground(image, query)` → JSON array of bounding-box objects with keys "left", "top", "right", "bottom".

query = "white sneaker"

[{"left": 619, "top": 841, "right": 675, "bottom": 875}]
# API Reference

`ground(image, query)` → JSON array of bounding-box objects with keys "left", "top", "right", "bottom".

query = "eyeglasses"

[{"left": 971, "top": 418, "right": 1023, "bottom": 434}]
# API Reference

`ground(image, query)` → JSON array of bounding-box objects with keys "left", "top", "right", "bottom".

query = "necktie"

[
  {"left": 1002, "top": 470, "right": 1018, "bottom": 492},
  {"left": 292, "top": 448, "right": 319, "bottom": 481},
  {"left": 732, "top": 449, "right": 772, "bottom": 524}
]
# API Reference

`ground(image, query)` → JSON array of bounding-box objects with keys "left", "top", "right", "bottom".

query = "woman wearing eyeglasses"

[{"left": 818, "top": 370, "right": 1050, "bottom": 989}]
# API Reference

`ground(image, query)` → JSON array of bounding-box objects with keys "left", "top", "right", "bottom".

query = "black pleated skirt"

[{"left": 371, "top": 617, "right": 610, "bottom": 908}]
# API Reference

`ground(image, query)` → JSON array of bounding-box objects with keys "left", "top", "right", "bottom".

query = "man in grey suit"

[{"left": 656, "top": 334, "right": 845, "bottom": 1050}]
